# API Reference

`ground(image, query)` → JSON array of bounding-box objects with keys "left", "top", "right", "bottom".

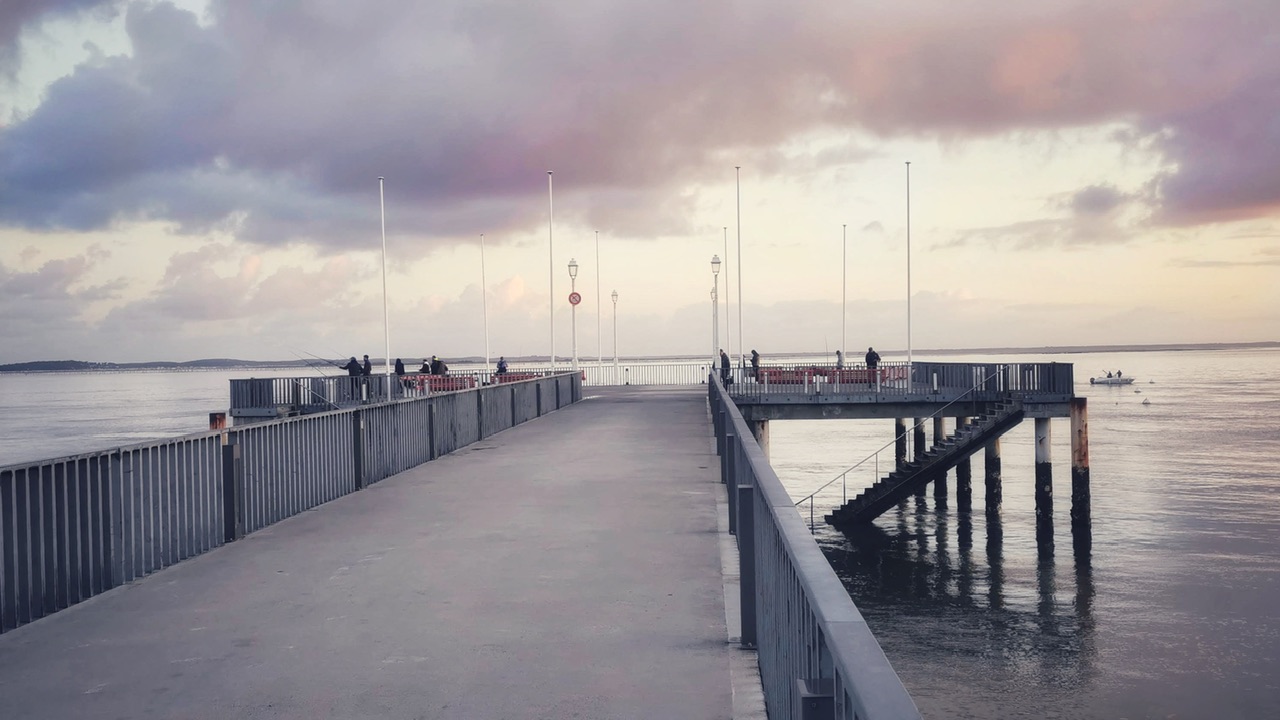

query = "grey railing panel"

[
  {"left": 481, "top": 385, "right": 514, "bottom": 439},
  {"left": 452, "top": 391, "right": 481, "bottom": 449},
  {"left": 1, "top": 373, "right": 578, "bottom": 635},
  {"left": 512, "top": 383, "right": 538, "bottom": 424},
  {"left": 710, "top": 375, "right": 922, "bottom": 720}
]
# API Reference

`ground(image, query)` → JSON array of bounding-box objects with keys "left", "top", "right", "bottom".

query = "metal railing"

[
  {"left": 709, "top": 374, "right": 922, "bottom": 720},
  {"left": 726, "top": 360, "right": 1073, "bottom": 401},
  {"left": 0, "top": 373, "right": 582, "bottom": 635}
]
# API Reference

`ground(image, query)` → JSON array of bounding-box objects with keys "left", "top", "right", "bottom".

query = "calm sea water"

[
  {"left": 770, "top": 348, "right": 1280, "bottom": 719},
  {"left": 2, "top": 349, "right": 1277, "bottom": 718}
]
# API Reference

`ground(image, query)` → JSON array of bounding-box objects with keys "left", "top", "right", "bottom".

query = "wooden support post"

[
  {"left": 913, "top": 418, "right": 926, "bottom": 463},
  {"left": 956, "top": 417, "right": 972, "bottom": 510},
  {"left": 985, "top": 438, "right": 1002, "bottom": 510},
  {"left": 1034, "top": 417, "right": 1052, "bottom": 519},
  {"left": 750, "top": 420, "right": 770, "bottom": 463},
  {"left": 932, "top": 416, "right": 947, "bottom": 499},
  {"left": 894, "top": 418, "right": 907, "bottom": 471},
  {"left": 1070, "top": 398, "right": 1091, "bottom": 527}
]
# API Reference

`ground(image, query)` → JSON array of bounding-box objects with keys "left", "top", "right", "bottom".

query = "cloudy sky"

[{"left": 1, "top": 0, "right": 1277, "bottom": 364}]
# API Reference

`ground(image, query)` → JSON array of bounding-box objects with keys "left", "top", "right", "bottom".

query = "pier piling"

[
  {"left": 1034, "top": 418, "right": 1052, "bottom": 519},
  {"left": 895, "top": 418, "right": 907, "bottom": 471},
  {"left": 984, "top": 439, "right": 1002, "bottom": 510},
  {"left": 1070, "top": 398, "right": 1091, "bottom": 527}
]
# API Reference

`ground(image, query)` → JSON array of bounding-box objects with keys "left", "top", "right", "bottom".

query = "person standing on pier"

[
  {"left": 865, "top": 347, "right": 880, "bottom": 369},
  {"left": 496, "top": 357, "right": 508, "bottom": 375},
  {"left": 836, "top": 350, "right": 845, "bottom": 369},
  {"left": 340, "top": 356, "right": 362, "bottom": 376},
  {"left": 719, "top": 349, "right": 732, "bottom": 385},
  {"left": 394, "top": 358, "right": 405, "bottom": 376},
  {"left": 361, "top": 354, "right": 372, "bottom": 376},
  {"left": 750, "top": 349, "right": 760, "bottom": 378}
]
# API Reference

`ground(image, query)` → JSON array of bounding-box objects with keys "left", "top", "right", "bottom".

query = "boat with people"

[{"left": 1089, "top": 371, "right": 1134, "bottom": 386}]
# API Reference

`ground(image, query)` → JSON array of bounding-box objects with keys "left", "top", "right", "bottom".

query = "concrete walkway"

[{"left": 0, "top": 386, "right": 757, "bottom": 719}]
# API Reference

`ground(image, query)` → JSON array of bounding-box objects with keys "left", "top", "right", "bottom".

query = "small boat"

[{"left": 1089, "top": 375, "right": 1134, "bottom": 386}]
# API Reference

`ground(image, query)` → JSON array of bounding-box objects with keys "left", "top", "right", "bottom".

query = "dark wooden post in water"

[
  {"left": 1034, "top": 418, "right": 1052, "bottom": 519},
  {"left": 956, "top": 417, "right": 972, "bottom": 511},
  {"left": 985, "top": 438, "right": 1002, "bottom": 510},
  {"left": 894, "top": 418, "right": 907, "bottom": 471},
  {"left": 1070, "top": 398, "right": 1091, "bottom": 527},
  {"left": 932, "top": 417, "right": 947, "bottom": 500},
  {"left": 913, "top": 419, "right": 926, "bottom": 463}
]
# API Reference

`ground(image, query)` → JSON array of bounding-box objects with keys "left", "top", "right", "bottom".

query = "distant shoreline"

[{"left": 1, "top": 341, "right": 1275, "bottom": 373}]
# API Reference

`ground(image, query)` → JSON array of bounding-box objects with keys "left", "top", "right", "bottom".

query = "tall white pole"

[
  {"left": 570, "top": 266, "right": 578, "bottom": 373},
  {"left": 711, "top": 285, "right": 721, "bottom": 363},
  {"left": 548, "top": 171, "right": 555, "bottom": 371},
  {"left": 612, "top": 291, "right": 619, "bottom": 381},
  {"left": 595, "top": 230, "right": 602, "bottom": 369},
  {"left": 842, "top": 223, "right": 847, "bottom": 363},
  {"left": 712, "top": 278, "right": 719, "bottom": 362},
  {"left": 378, "top": 176, "right": 391, "bottom": 398},
  {"left": 735, "top": 166, "right": 743, "bottom": 372},
  {"left": 723, "top": 226, "right": 730, "bottom": 362},
  {"left": 480, "top": 233, "right": 490, "bottom": 375},
  {"left": 906, "top": 161, "right": 912, "bottom": 374}
]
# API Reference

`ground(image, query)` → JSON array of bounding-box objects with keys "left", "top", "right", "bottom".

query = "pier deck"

[{"left": 0, "top": 387, "right": 751, "bottom": 719}]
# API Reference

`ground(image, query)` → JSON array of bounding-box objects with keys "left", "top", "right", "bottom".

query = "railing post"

[
  {"left": 736, "top": 458, "right": 756, "bottom": 648},
  {"left": 725, "top": 430, "right": 737, "bottom": 533},
  {"left": 352, "top": 410, "right": 365, "bottom": 490},
  {"left": 221, "top": 440, "right": 243, "bottom": 542}
]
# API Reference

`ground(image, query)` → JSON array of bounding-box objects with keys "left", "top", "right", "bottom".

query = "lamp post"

[
  {"left": 595, "top": 230, "right": 602, "bottom": 370},
  {"left": 841, "top": 223, "right": 847, "bottom": 363},
  {"left": 711, "top": 254, "right": 721, "bottom": 364},
  {"left": 611, "top": 289, "right": 619, "bottom": 382},
  {"left": 378, "top": 176, "right": 391, "bottom": 399},
  {"left": 547, "top": 170, "right": 555, "bottom": 371},
  {"left": 905, "top": 161, "right": 912, "bottom": 378},
  {"left": 480, "top": 233, "right": 490, "bottom": 375},
  {"left": 710, "top": 287, "right": 717, "bottom": 367},
  {"left": 735, "top": 167, "right": 743, "bottom": 372},
  {"left": 723, "top": 226, "right": 730, "bottom": 360},
  {"left": 568, "top": 258, "right": 579, "bottom": 373}
]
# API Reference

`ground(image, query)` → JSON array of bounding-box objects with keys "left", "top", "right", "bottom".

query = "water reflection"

[{"left": 819, "top": 498, "right": 1098, "bottom": 708}]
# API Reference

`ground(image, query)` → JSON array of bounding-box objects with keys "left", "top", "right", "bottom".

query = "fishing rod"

[{"left": 286, "top": 349, "right": 343, "bottom": 410}]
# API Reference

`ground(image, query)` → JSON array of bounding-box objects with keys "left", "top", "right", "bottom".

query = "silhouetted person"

[
  {"left": 361, "top": 354, "right": 372, "bottom": 376},
  {"left": 394, "top": 358, "right": 405, "bottom": 375},
  {"left": 750, "top": 349, "right": 760, "bottom": 377},
  {"left": 496, "top": 357, "right": 508, "bottom": 375},
  {"left": 339, "top": 356, "right": 361, "bottom": 376},
  {"left": 719, "top": 349, "right": 731, "bottom": 385},
  {"left": 865, "top": 347, "right": 880, "bottom": 369},
  {"left": 835, "top": 350, "right": 844, "bottom": 369},
  {"left": 419, "top": 358, "right": 431, "bottom": 373}
]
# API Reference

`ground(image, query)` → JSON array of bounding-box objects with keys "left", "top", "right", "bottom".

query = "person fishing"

[
  {"left": 719, "top": 349, "right": 732, "bottom": 385},
  {"left": 339, "top": 356, "right": 362, "bottom": 376},
  {"left": 865, "top": 347, "right": 880, "bottom": 369}
]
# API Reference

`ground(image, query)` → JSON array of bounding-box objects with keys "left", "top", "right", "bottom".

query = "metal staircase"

[{"left": 826, "top": 397, "right": 1024, "bottom": 527}]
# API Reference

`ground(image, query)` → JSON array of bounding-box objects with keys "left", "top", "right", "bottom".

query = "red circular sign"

[{"left": 569, "top": 292, "right": 582, "bottom": 305}]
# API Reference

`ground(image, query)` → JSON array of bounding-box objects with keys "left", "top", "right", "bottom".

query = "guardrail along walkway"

[{"left": 0, "top": 387, "right": 736, "bottom": 719}]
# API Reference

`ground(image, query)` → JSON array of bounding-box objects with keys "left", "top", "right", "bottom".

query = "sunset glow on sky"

[{"left": 2, "top": 1, "right": 1277, "bottom": 363}]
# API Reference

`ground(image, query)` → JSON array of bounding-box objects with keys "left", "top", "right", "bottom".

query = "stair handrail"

[{"left": 794, "top": 366, "right": 1013, "bottom": 530}]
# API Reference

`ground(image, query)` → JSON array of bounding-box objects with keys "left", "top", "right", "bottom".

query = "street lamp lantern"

[
  {"left": 711, "top": 254, "right": 721, "bottom": 276},
  {"left": 568, "top": 258, "right": 579, "bottom": 280}
]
